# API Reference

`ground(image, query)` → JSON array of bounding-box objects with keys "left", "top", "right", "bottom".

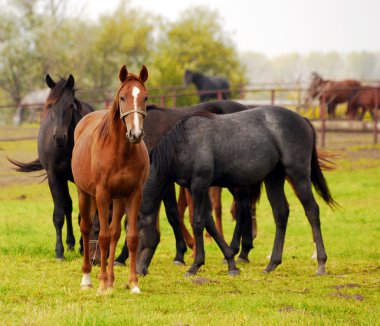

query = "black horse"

[
  {"left": 100, "top": 100, "right": 250, "bottom": 266},
  {"left": 184, "top": 69, "right": 231, "bottom": 102},
  {"left": 9, "top": 74, "right": 94, "bottom": 259},
  {"left": 136, "top": 106, "right": 336, "bottom": 276}
]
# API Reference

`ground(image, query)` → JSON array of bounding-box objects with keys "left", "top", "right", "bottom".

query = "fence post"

[
  {"left": 160, "top": 95, "right": 165, "bottom": 107},
  {"left": 271, "top": 89, "right": 275, "bottom": 105},
  {"left": 320, "top": 97, "right": 326, "bottom": 148},
  {"left": 374, "top": 88, "right": 378, "bottom": 144},
  {"left": 172, "top": 88, "right": 177, "bottom": 108},
  {"left": 217, "top": 90, "right": 223, "bottom": 101},
  {"left": 239, "top": 84, "right": 245, "bottom": 99}
]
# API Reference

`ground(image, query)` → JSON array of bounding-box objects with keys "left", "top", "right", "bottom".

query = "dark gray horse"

[
  {"left": 9, "top": 74, "right": 94, "bottom": 259},
  {"left": 184, "top": 69, "right": 231, "bottom": 102},
  {"left": 136, "top": 106, "right": 336, "bottom": 276}
]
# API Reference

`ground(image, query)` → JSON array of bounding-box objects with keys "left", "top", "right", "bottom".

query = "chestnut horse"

[
  {"left": 72, "top": 65, "right": 149, "bottom": 294},
  {"left": 347, "top": 86, "right": 380, "bottom": 120},
  {"left": 305, "top": 72, "right": 361, "bottom": 118}
]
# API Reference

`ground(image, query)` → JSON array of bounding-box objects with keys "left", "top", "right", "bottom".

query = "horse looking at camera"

[
  {"left": 305, "top": 72, "right": 361, "bottom": 118},
  {"left": 72, "top": 65, "right": 149, "bottom": 294},
  {"left": 184, "top": 69, "right": 231, "bottom": 102},
  {"left": 9, "top": 74, "right": 94, "bottom": 259},
  {"left": 136, "top": 106, "right": 336, "bottom": 277}
]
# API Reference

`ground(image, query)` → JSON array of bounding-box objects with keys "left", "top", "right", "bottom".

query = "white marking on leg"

[
  {"left": 131, "top": 286, "right": 141, "bottom": 294},
  {"left": 132, "top": 86, "right": 140, "bottom": 131},
  {"left": 311, "top": 242, "right": 317, "bottom": 260},
  {"left": 81, "top": 273, "right": 93, "bottom": 289}
]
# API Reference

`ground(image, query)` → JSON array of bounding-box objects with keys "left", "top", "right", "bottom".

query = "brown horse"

[
  {"left": 72, "top": 65, "right": 149, "bottom": 294},
  {"left": 305, "top": 72, "right": 361, "bottom": 118},
  {"left": 347, "top": 86, "right": 380, "bottom": 120}
]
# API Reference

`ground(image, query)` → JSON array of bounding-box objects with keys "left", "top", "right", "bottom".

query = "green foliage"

[{"left": 150, "top": 6, "right": 246, "bottom": 106}]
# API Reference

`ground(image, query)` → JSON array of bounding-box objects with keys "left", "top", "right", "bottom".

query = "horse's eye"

[{"left": 120, "top": 96, "right": 125, "bottom": 101}]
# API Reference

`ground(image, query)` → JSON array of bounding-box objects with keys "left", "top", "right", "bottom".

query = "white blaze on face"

[{"left": 132, "top": 86, "right": 141, "bottom": 130}]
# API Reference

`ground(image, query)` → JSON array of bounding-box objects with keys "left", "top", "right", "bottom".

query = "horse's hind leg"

[
  {"left": 62, "top": 184, "right": 75, "bottom": 251},
  {"left": 287, "top": 175, "right": 327, "bottom": 275},
  {"left": 107, "top": 198, "right": 126, "bottom": 289},
  {"left": 177, "top": 186, "right": 194, "bottom": 249},
  {"left": 264, "top": 167, "right": 289, "bottom": 273},
  {"left": 78, "top": 189, "right": 93, "bottom": 289}
]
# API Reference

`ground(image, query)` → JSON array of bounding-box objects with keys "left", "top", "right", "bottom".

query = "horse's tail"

[
  {"left": 8, "top": 157, "right": 44, "bottom": 173},
  {"left": 304, "top": 118, "right": 338, "bottom": 208}
]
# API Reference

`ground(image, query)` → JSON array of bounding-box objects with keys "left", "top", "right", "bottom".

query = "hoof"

[
  {"left": 173, "top": 260, "right": 185, "bottom": 266},
  {"left": 237, "top": 257, "right": 249, "bottom": 264},
  {"left": 316, "top": 264, "right": 326, "bottom": 275},
  {"left": 114, "top": 260, "right": 126, "bottom": 267},
  {"left": 184, "top": 271, "right": 196, "bottom": 277},
  {"left": 67, "top": 246, "right": 75, "bottom": 252},
  {"left": 97, "top": 287, "right": 108, "bottom": 295},
  {"left": 228, "top": 269, "right": 240, "bottom": 276},
  {"left": 56, "top": 257, "right": 65, "bottom": 262},
  {"left": 131, "top": 286, "right": 141, "bottom": 294},
  {"left": 80, "top": 284, "right": 93, "bottom": 290}
]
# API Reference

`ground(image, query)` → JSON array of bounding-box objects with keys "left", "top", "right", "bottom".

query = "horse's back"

[{"left": 179, "top": 106, "right": 314, "bottom": 186}]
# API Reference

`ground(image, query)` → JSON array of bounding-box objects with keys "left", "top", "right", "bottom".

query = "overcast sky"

[{"left": 70, "top": 0, "right": 378, "bottom": 57}]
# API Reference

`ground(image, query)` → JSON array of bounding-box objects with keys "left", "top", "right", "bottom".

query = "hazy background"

[{"left": 1, "top": 0, "right": 379, "bottom": 106}]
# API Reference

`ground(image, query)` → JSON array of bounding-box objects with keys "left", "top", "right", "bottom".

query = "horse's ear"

[
  {"left": 46, "top": 74, "right": 56, "bottom": 89},
  {"left": 139, "top": 65, "right": 148, "bottom": 83},
  {"left": 119, "top": 65, "right": 128, "bottom": 82},
  {"left": 66, "top": 74, "right": 75, "bottom": 90}
]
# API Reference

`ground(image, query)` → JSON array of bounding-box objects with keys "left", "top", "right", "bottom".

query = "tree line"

[{"left": 0, "top": 0, "right": 245, "bottom": 107}]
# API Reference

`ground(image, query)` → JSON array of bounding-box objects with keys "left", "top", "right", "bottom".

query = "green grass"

[{"left": 0, "top": 137, "right": 379, "bottom": 325}]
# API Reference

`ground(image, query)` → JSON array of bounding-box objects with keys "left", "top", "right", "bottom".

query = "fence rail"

[{"left": 1, "top": 84, "right": 379, "bottom": 146}]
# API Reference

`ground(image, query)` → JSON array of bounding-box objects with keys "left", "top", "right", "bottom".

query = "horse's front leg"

[
  {"left": 48, "top": 176, "right": 72, "bottom": 259},
  {"left": 163, "top": 183, "right": 187, "bottom": 265},
  {"left": 185, "top": 182, "right": 209, "bottom": 276},
  {"left": 126, "top": 186, "right": 143, "bottom": 294},
  {"left": 95, "top": 188, "right": 111, "bottom": 293},
  {"left": 107, "top": 198, "right": 126, "bottom": 289},
  {"left": 78, "top": 189, "right": 93, "bottom": 289}
]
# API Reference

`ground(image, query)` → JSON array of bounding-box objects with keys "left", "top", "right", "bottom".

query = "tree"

[{"left": 150, "top": 6, "right": 246, "bottom": 105}]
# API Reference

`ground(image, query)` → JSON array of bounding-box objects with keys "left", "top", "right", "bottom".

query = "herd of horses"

[
  {"left": 10, "top": 66, "right": 339, "bottom": 294},
  {"left": 304, "top": 72, "right": 379, "bottom": 119}
]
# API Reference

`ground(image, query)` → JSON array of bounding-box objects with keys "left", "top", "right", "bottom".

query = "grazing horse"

[
  {"left": 347, "top": 86, "right": 380, "bottom": 120},
  {"left": 72, "top": 65, "right": 149, "bottom": 294},
  {"left": 184, "top": 69, "right": 231, "bottom": 102},
  {"left": 9, "top": 74, "right": 94, "bottom": 259},
  {"left": 13, "top": 88, "right": 50, "bottom": 126},
  {"left": 110, "top": 100, "right": 250, "bottom": 266},
  {"left": 305, "top": 72, "right": 361, "bottom": 118},
  {"left": 137, "top": 106, "right": 336, "bottom": 276}
]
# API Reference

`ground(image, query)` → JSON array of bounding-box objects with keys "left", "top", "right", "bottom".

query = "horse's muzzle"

[
  {"left": 54, "top": 134, "right": 67, "bottom": 147},
  {"left": 127, "top": 129, "right": 144, "bottom": 144}
]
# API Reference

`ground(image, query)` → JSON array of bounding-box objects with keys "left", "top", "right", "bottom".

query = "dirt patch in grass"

[{"left": 330, "top": 292, "right": 364, "bottom": 301}]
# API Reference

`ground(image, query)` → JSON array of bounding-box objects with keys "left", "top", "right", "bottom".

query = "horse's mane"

[
  {"left": 98, "top": 73, "right": 146, "bottom": 141},
  {"left": 151, "top": 112, "right": 215, "bottom": 176},
  {"left": 42, "top": 77, "right": 76, "bottom": 118}
]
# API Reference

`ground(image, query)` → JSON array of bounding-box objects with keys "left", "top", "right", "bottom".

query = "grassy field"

[{"left": 0, "top": 132, "right": 379, "bottom": 325}]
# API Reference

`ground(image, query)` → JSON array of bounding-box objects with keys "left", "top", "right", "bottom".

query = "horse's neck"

[{"left": 191, "top": 73, "right": 206, "bottom": 90}]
